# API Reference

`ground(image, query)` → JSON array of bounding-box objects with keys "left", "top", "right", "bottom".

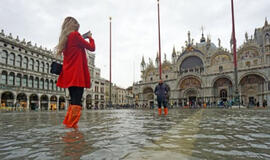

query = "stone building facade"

[
  {"left": 0, "top": 30, "right": 66, "bottom": 110},
  {"left": 0, "top": 30, "right": 107, "bottom": 110},
  {"left": 133, "top": 19, "right": 270, "bottom": 108}
]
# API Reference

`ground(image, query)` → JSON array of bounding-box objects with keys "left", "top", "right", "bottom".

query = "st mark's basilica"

[{"left": 133, "top": 19, "right": 270, "bottom": 108}]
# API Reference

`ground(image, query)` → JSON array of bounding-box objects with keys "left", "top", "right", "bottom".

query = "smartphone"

[{"left": 82, "top": 31, "right": 91, "bottom": 39}]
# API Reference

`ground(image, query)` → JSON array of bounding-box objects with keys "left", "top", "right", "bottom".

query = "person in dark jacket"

[{"left": 154, "top": 79, "right": 169, "bottom": 115}]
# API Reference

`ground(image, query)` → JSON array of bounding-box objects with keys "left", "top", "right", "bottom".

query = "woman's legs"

[
  {"left": 68, "top": 86, "right": 84, "bottom": 106},
  {"left": 64, "top": 86, "right": 84, "bottom": 128}
]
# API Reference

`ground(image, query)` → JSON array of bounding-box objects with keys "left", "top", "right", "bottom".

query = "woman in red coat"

[{"left": 55, "top": 16, "right": 95, "bottom": 128}]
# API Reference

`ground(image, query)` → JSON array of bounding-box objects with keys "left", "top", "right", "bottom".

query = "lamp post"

[
  {"left": 109, "top": 17, "right": 112, "bottom": 108},
  {"left": 230, "top": 0, "right": 240, "bottom": 107},
  {"left": 157, "top": 0, "right": 162, "bottom": 80}
]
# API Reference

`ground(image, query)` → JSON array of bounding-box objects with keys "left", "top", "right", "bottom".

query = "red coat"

[{"left": 57, "top": 31, "right": 95, "bottom": 88}]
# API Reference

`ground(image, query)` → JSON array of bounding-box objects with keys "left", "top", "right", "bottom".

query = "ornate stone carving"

[
  {"left": 180, "top": 77, "right": 201, "bottom": 89},
  {"left": 240, "top": 50, "right": 259, "bottom": 60},
  {"left": 212, "top": 54, "right": 230, "bottom": 65},
  {"left": 214, "top": 78, "right": 232, "bottom": 87}
]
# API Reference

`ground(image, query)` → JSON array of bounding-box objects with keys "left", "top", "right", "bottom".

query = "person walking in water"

[
  {"left": 55, "top": 16, "right": 95, "bottom": 128},
  {"left": 154, "top": 79, "right": 169, "bottom": 115}
]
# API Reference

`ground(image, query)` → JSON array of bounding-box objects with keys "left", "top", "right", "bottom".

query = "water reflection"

[
  {"left": 0, "top": 109, "right": 269, "bottom": 160},
  {"left": 61, "top": 129, "right": 86, "bottom": 160}
]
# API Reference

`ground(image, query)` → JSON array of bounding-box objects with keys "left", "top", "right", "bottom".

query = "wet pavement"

[{"left": 0, "top": 109, "right": 270, "bottom": 160}]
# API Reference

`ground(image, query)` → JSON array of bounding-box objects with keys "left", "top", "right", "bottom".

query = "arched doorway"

[
  {"left": 50, "top": 95, "right": 57, "bottom": 110},
  {"left": 16, "top": 93, "right": 27, "bottom": 108},
  {"left": 29, "top": 94, "right": 39, "bottom": 110},
  {"left": 240, "top": 74, "right": 265, "bottom": 106},
  {"left": 40, "top": 95, "right": 49, "bottom": 110},
  {"left": 59, "top": 96, "right": 65, "bottom": 110},
  {"left": 213, "top": 77, "right": 233, "bottom": 103},
  {"left": 184, "top": 88, "right": 198, "bottom": 107},
  {"left": 220, "top": 89, "right": 228, "bottom": 101},
  {"left": 143, "top": 87, "right": 154, "bottom": 108},
  {"left": 86, "top": 94, "right": 92, "bottom": 109},
  {"left": 179, "top": 77, "right": 201, "bottom": 107},
  {"left": 1, "top": 92, "right": 14, "bottom": 107}
]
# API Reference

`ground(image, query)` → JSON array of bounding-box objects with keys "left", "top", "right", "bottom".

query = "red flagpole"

[
  {"left": 157, "top": 0, "right": 162, "bottom": 80},
  {"left": 231, "top": 0, "right": 240, "bottom": 106}
]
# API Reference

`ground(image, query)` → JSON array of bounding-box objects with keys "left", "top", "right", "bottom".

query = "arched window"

[
  {"left": 8, "top": 72, "right": 15, "bottom": 85},
  {"left": 265, "top": 33, "right": 270, "bottom": 44},
  {"left": 16, "top": 74, "right": 22, "bottom": 86},
  {"left": 54, "top": 81, "right": 57, "bottom": 91},
  {"left": 40, "top": 78, "right": 44, "bottom": 89},
  {"left": 1, "top": 50, "right": 8, "bottom": 64},
  {"left": 22, "top": 56, "right": 28, "bottom": 69},
  {"left": 45, "top": 63, "right": 49, "bottom": 73},
  {"left": 34, "top": 77, "right": 39, "bottom": 88},
  {"left": 29, "top": 76, "right": 33, "bottom": 88},
  {"left": 15, "top": 55, "right": 22, "bottom": 67},
  {"left": 29, "top": 58, "right": 34, "bottom": 70},
  {"left": 35, "top": 60, "right": 39, "bottom": 72},
  {"left": 1, "top": 71, "right": 7, "bottom": 84},
  {"left": 22, "top": 75, "right": 28, "bottom": 87},
  {"left": 40, "top": 62, "right": 44, "bottom": 72},
  {"left": 50, "top": 80, "right": 53, "bottom": 90},
  {"left": 9, "top": 53, "right": 15, "bottom": 66},
  {"left": 44, "top": 79, "right": 49, "bottom": 90}
]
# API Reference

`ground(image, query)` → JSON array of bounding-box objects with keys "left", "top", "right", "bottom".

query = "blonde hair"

[{"left": 55, "top": 17, "right": 80, "bottom": 56}]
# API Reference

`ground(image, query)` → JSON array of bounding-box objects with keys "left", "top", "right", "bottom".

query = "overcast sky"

[{"left": 0, "top": 0, "right": 269, "bottom": 88}]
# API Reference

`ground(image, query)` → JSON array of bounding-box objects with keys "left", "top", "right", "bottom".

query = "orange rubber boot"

[
  {"left": 63, "top": 105, "right": 72, "bottom": 126},
  {"left": 63, "top": 105, "right": 82, "bottom": 128},
  {"left": 164, "top": 108, "right": 168, "bottom": 115},
  {"left": 158, "top": 108, "right": 162, "bottom": 115}
]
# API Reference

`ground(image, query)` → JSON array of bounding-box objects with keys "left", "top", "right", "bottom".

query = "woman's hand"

[{"left": 87, "top": 31, "right": 92, "bottom": 38}]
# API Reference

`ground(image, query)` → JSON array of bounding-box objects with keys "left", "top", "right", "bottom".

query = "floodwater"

[{"left": 0, "top": 109, "right": 270, "bottom": 160}]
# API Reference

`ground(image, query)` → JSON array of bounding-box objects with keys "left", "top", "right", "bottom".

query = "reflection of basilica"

[{"left": 133, "top": 19, "right": 270, "bottom": 107}]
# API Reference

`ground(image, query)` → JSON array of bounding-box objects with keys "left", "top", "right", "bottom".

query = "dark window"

[
  {"left": 29, "top": 76, "right": 33, "bottom": 88},
  {"left": 22, "top": 57, "right": 28, "bottom": 69},
  {"left": 29, "top": 58, "right": 34, "bottom": 70},
  {"left": 219, "top": 66, "right": 223, "bottom": 72},
  {"left": 15, "top": 55, "right": 22, "bottom": 67},
  {"left": 9, "top": 53, "right": 15, "bottom": 66},
  {"left": 1, "top": 50, "right": 8, "bottom": 64},
  {"left": 40, "top": 79, "right": 44, "bottom": 89},
  {"left": 1, "top": 71, "right": 7, "bottom": 84},
  {"left": 22, "top": 75, "right": 27, "bottom": 87},
  {"left": 8, "top": 72, "right": 15, "bottom": 85},
  {"left": 16, "top": 74, "right": 22, "bottom": 86}
]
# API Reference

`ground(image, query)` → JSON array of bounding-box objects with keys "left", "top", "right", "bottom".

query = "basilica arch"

[
  {"left": 213, "top": 77, "right": 233, "bottom": 102},
  {"left": 179, "top": 56, "right": 204, "bottom": 73},
  {"left": 142, "top": 87, "right": 154, "bottom": 108},
  {"left": 178, "top": 76, "right": 202, "bottom": 106},
  {"left": 239, "top": 74, "right": 265, "bottom": 106}
]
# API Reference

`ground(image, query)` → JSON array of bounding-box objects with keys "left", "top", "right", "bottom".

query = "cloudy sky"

[{"left": 0, "top": 0, "right": 269, "bottom": 88}]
